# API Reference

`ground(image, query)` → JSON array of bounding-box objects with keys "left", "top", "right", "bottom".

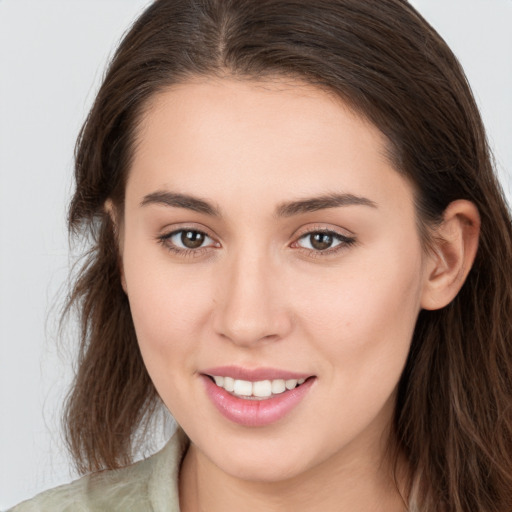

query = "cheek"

[
  {"left": 122, "top": 243, "right": 213, "bottom": 369},
  {"left": 296, "top": 245, "right": 424, "bottom": 382},
  {"left": 286, "top": 250, "right": 424, "bottom": 448},
  {"left": 125, "top": 266, "right": 215, "bottom": 418}
]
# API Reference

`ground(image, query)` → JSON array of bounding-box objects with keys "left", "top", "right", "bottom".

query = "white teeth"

[
  {"left": 285, "top": 379, "right": 298, "bottom": 390},
  {"left": 223, "top": 376, "right": 235, "bottom": 392},
  {"left": 211, "top": 376, "right": 308, "bottom": 398},
  {"left": 233, "top": 379, "right": 253, "bottom": 396},
  {"left": 271, "top": 379, "right": 286, "bottom": 394},
  {"left": 253, "top": 380, "right": 272, "bottom": 398}
]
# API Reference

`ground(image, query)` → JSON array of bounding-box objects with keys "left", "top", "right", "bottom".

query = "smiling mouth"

[{"left": 205, "top": 375, "right": 313, "bottom": 400}]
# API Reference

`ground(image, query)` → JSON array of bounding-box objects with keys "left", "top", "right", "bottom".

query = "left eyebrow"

[
  {"left": 275, "top": 193, "right": 377, "bottom": 217},
  {"left": 140, "top": 191, "right": 221, "bottom": 216}
]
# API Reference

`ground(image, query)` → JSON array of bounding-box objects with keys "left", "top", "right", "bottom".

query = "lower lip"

[{"left": 201, "top": 375, "right": 315, "bottom": 427}]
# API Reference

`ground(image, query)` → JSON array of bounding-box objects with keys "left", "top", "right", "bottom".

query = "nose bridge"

[{"left": 213, "top": 243, "right": 291, "bottom": 345}]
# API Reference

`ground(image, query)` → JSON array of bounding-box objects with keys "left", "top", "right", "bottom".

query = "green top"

[{"left": 10, "top": 429, "right": 189, "bottom": 512}]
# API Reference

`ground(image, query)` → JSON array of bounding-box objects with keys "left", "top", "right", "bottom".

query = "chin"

[
  {"left": 221, "top": 455, "right": 307, "bottom": 484},
  {"left": 203, "top": 433, "right": 318, "bottom": 484}
]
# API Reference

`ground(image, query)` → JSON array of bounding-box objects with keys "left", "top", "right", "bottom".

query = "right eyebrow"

[
  {"left": 275, "top": 193, "right": 377, "bottom": 217},
  {"left": 140, "top": 191, "right": 221, "bottom": 217}
]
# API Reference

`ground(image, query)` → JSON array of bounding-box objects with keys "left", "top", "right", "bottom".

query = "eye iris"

[
  {"left": 311, "top": 233, "right": 333, "bottom": 250},
  {"left": 181, "top": 230, "right": 205, "bottom": 249}
]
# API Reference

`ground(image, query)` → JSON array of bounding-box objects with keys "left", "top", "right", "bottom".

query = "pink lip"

[
  {"left": 201, "top": 372, "right": 316, "bottom": 427},
  {"left": 202, "top": 365, "right": 312, "bottom": 381}
]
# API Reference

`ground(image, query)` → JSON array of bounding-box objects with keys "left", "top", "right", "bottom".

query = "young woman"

[{"left": 11, "top": 0, "right": 512, "bottom": 510}]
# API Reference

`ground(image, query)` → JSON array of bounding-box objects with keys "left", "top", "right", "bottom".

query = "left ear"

[
  {"left": 104, "top": 199, "right": 128, "bottom": 294},
  {"left": 421, "top": 200, "right": 480, "bottom": 311}
]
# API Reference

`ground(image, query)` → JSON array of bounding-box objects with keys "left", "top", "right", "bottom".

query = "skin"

[{"left": 117, "top": 78, "right": 480, "bottom": 511}]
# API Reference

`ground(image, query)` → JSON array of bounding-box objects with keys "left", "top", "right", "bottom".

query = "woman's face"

[{"left": 121, "top": 78, "right": 430, "bottom": 482}]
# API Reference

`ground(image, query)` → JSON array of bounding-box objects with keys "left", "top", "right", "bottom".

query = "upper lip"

[{"left": 201, "top": 366, "right": 313, "bottom": 381}]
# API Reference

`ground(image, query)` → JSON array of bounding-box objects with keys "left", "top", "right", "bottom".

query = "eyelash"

[
  {"left": 157, "top": 227, "right": 356, "bottom": 258},
  {"left": 157, "top": 228, "right": 218, "bottom": 258},
  {"left": 293, "top": 229, "right": 356, "bottom": 258}
]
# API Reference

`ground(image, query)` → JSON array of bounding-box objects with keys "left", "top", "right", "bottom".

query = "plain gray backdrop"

[{"left": 1, "top": 0, "right": 511, "bottom": 508}]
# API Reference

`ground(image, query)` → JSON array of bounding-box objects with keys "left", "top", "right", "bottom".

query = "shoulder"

[{"left": 9, "top": 429, "right": 189, "bottom": 512}]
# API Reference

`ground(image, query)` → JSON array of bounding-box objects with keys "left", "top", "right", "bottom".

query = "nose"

[{"left": 212, "top": 251, "right": 293, "bottom": 347}]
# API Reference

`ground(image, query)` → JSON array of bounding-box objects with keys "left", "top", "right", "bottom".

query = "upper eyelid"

[
  {"left": 159, "top": 223, "right": 217, "bottom": 240},
  {"left": 167, "top": 228, "right": 215, "bottom": 241},
  {"left": 298, "top": 228, "right": 347, "bottom": 237},
  {"left": 292, "top": 231, "right": 355, "bottom": 248},
  {"left": 292, "top": 224, "right": 355, "bottom": 239},
  {"left": 164, "top": 228, "right": 219, "bottom": 247}
]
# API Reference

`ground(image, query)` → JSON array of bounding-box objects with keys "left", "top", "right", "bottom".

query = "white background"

[{"left": 1, "top": 0, "right": 511, "bottom": 509}]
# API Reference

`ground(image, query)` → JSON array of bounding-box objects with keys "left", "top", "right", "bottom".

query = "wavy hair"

[{"left": 63, "top": 1, "right": 512, "bottom": 510}]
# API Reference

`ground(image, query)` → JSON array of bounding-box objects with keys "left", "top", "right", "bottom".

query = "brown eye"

[
  {"left": 310, "top": 233, "right": 334, "bottom": 250},
  {"left": 163, "top": 229, "right": 216, "bottom": 251},
  {"left": 181, "top": 230, "right": 206, "bottom": 249},
  {"left": 295, "top": 230, "right": 355, "bottom": 253}
]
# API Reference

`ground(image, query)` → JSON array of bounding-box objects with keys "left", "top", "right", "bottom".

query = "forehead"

[
  {"left": 134, "top": 77, "right": 387, "bottom": 160},
  {"left": 126, "top": 78, "right": 411, "bottom": 216}
]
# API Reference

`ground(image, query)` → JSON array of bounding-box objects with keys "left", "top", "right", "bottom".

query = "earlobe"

[
  {"left": 119, "top": 263, "right": 128, "bottom": 295},
  {"left": 421, "top": 200, "right": 480, "bottom": 311},
  {"left": 104, "top": 199, "right": 128, "bottom": 294}
]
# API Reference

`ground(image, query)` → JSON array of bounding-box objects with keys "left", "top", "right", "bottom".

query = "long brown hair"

[{"left": 64, "top": 1, "right": 512, "bottom": 509}]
